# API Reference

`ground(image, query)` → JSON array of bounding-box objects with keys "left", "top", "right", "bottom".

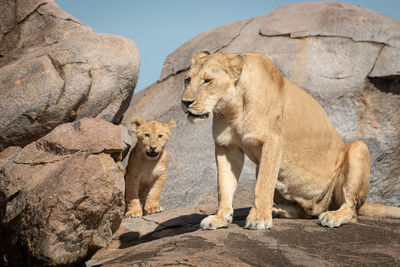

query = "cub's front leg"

[
  {"left": 144, "top": 171, "right": 167, "bottom": 215},
  {"left": 245, "top": 136, "right": 282, "bottom": 230},
  {"left": 125, "top": 173, "right": 143, "bottom": 217},
  {"left": 201, "top": 145, "right": 244, "bottom": 230}
]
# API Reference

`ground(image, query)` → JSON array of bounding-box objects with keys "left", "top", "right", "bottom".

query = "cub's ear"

[
  {"left": 191, "top": 50, "right": 211, "bottom": 64},
  {"left": 165, "top": 120, "right": 176, "bottom": 130},
  {"left": 131, "top": 116, "right": 145, "bottom": 134},
  {"left": 229, "top": 53, "right": 246, "bottom": 84}
]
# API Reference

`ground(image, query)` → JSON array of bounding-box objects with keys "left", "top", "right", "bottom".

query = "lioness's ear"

[
  {"left": 229, "top": 53, "right": 246, "bottom": 84},
  {"left": 131, "top": 116, "right": 145, "bottom": 134},
  {"left": 165, "top": 120, "right": 176, "bottom": 130},
  {"left": 191, "top": 50, "right": 211, "bottom": 64}
]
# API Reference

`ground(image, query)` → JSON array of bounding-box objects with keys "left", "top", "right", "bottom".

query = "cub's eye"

[
  {"left": 203, "top": 78, "right": 212, "bottom": 84},
  {"left": 145, "top": 133, "right": 150, "bottom": 138},
  {"left": 184, "top": 77, "right": 191, "bottom": 85},
  {"left": 158, "top": 134, "right": 163, "bottom": 139}
]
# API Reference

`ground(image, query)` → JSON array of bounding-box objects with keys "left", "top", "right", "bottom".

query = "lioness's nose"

[{"left": 182, "top": 100, "right": 194, "bottom": 108}]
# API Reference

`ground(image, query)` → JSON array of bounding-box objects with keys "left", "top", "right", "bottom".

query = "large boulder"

[
  {"left": 88, "top": 206, "right": 400, "bottom": 266},
  {"left": 123, "top": 2, "right": 400, "bottom": 209},
  {"left": 0, "top": 118, "right": 131, "bottom": 266},
  {"left": 0, "top": 0, "right": 140, "bottom": 151}
]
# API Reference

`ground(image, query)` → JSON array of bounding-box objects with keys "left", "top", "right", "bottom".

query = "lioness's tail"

[{"left": 358, "top": 201, "right": 400, "bottom": 218}]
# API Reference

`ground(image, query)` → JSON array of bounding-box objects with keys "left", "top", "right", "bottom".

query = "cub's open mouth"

[
  {"left": 146, "top": 151, "right": 159, "bottom": 158},
  {"left": 186, "top": 111, "right": 209, "bottom": 119}
]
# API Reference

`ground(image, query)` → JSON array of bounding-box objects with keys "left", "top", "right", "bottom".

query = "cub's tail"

[{"left": 358, "top": 201, "right": 400, "bottom": 218}]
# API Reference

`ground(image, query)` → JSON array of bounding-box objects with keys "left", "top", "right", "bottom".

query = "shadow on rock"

[
  {"left": 118, "top": 212, "right": 208, "bottom": 249},
  {"left": 118, "top": 206, "right": 254, "bottom": 249}
]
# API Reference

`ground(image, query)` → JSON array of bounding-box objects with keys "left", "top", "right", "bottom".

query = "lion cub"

[{"left": 125, "top": 116, "right": 175, "bottom": 217}]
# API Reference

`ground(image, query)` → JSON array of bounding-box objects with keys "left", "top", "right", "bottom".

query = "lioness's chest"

[{"left": 214, "top": 122, "right": 262, "bottom": 165}]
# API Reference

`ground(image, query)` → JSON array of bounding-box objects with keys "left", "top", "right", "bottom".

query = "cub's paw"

[
  {"left": 144, "top": 204, "right": 164, "bottom": 215},
  {"left": 125, "top": 209, "right": 143, "bottom": 218},
  {"left": 200, "top": 215, "right": 230, "bottom": 230},
  {"left": 245, "top": 208, "right": 273, "bottom": 230},
  {"left": 318, "top": 210, "right": 356, "bottom": 228}
]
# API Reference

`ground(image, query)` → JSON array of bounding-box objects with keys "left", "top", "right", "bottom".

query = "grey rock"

[
  {"left": 0, "top": 118, "right": 131, "bottom": 266},
  {"left": 258, "top": 2, "right": 400, "bottom": 47},
  {"left": 0, "top": 0, "right": 140, "bottom": 151},
  {"left": 123, "top": 2, "right": 400, "bottom": 210}
]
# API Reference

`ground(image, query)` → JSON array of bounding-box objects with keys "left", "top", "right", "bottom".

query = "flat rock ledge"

[{"left": 88, "top": 205, "right": 400, "bottom": 266}]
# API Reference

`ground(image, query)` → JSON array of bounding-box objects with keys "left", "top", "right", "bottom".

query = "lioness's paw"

[
  {"left": 245, "top": 209, "right": 273, "bottom": 230},
  {"left": 144, "top": 205, "right": 164, "bottom": 215},
  {"left": 272, "top": 207, "right": 288, "bottom": 218},
  {"left": 200, "top": 215, "right": 230, "bottom": 230},
  {"left": 125, "top": 209, "right": 143, "bottom": 218},
  {"left": 318, "top": 210, "right": 355, "bottom": 228}
]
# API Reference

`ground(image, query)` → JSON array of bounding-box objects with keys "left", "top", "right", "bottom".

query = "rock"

[
  {"left": 0, "top": 0, "right": 140, "bottom": 151},
  {"left": 123, "top": 2, "right": 400, "bottom": 209},
  {"left": 88, "top": 206, "right": 400, "bottom": 266},
  {"left": 0, "top": 118, "right": 131, "bottom": 266}
]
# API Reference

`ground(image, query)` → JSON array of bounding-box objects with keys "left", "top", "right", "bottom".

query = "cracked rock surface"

[
  {"left": 0, "top": 118, "right": 131, "bottom": 266},
  {"left": 88, "top": 205, "right": 400, "bottom": 266},
  {"left": 0, "top": 0, "right": 140, "bottom": 151},
  {"left": 123, "top": 2, "right": 400, "bottom": 209}
]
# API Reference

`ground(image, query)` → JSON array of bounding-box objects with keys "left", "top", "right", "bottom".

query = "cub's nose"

[
  {"left": 150, "top": 146, "right": 156, "bottom": 151},
  {"left": 181, "top": 100, "right": 194, "bottom": 108}
]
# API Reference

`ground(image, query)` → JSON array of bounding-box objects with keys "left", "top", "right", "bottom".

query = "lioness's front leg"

[
  {"left": 201, "top": 145, "right": 244, "bottom": 230},
  {"left": 245, "top": 136, "right": 282, "bottom": 230}
]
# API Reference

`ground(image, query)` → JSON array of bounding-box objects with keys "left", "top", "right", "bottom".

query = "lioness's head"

[
  {"left": 181, "top": 51, "right": 245, "bottom": 122},
  {"left": 131, "top": 116, "right": 175, "bottom": 160}
]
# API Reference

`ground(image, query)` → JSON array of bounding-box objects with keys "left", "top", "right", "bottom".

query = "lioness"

[
  {"left": 125, "top": 116, "right": 175, "bottom": 217},
  {"left": 181, "top": 51, "right": 400, "bottom": 229}
]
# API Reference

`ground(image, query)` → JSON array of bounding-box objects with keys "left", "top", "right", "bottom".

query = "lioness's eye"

[
  {"left": 184, "top": 77, "right": 191, "bottom": 85},
  {"left": 203, "top": 78, "right": 212, "bottom": 84},
  {"left": 145, "top": 133, "right": 150, "bottom": 138},
  {"left": 158, "top": 134, "right": 163, "bottom": 139}
]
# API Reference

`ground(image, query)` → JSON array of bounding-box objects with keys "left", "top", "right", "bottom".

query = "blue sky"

[{"left": 58, "top": 0, "right": 400, "bottom": 93}]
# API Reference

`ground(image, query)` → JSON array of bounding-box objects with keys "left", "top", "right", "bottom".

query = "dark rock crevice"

[
  {"left": 35, "top": 139, "right": 79, "bottom": 155},
  {"left": 259, "top": 31, "right": 391, "bottom": 47},
  {"left": 13, "top": 156, "right": 68, "bottom": 166},
  {"left": 368, "top": 77, "right": 400, "bottom": 95}
]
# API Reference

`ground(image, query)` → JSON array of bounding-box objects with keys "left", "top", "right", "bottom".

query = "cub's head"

[
  {"left": 131, "top": 116, "right": 175, "bottom": 160},
  {"left": 181, "top": 51, "right": 245, "bottom": 122}
]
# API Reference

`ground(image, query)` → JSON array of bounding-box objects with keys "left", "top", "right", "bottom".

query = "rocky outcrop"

[
  {"left": 123, "top": 2, "right": 400, "bottom": 209},
  {"left": 88, "top": 206, "right": 400, "bottom": 266},
  {"left": 0, "top": 0, "right": 140, "bottom": 151},
  {"left": 0, "top": 118, "right": 131, "bottom": 266}
]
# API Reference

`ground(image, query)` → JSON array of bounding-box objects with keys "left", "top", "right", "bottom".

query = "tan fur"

[
  {"left": 182, "top": 51, "right": 400, "bottom": 229},
  {"left": 125, "top": 116, "right": 175, "bottom": 217}
]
